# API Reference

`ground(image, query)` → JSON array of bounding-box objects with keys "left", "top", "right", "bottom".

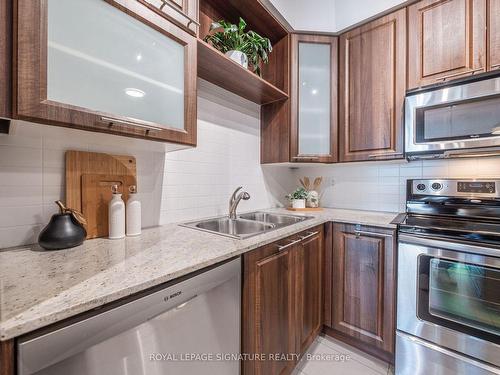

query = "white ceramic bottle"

[
  {"left": 126, "top": 185, "right": 141, "bottom": 236},
  {"left": 109, "top": 184, "right": 125, "bottom": 239}
]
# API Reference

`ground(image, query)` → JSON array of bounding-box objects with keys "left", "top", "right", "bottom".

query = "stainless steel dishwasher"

[{"left": 17, "top": 258, "right": 241, "bottom": 375}]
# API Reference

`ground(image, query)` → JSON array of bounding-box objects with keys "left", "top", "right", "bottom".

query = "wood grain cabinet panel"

[
  {"left": 243, "top": 242, "right": 297, "bottom": 375},
  {"left": 408, "top": 0, "right": 487, "bottom": 88},
  {"left": 339, "top": 9, "right": 406, "bottom": 162},
  {"left": 243, "top": 226, "right": 324, "bottom": 375},
  {"left": 296, "top": 230, "right": 323, "bottom": 354},
  {"left": 327, "top": 223, "right": 396, "bottom": 363},
  {"left": 142, "top": 0, "right": 199, "bottom": 35},
  {"left": 0, "top": 0, "right": 11, "bottom": 121},
  {"left": 488, "top": 0, "right": 500, "bottom": 71},
  {"left": 14, "top": 0, "right": 197, "bottom": 145}
]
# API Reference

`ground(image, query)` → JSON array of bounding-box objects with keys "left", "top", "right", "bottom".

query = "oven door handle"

[{"left": 398, "top": 233, "right": 500, "bottom": 258}]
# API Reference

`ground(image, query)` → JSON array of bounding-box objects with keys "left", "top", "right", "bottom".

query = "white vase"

[
  {"left": 126, "top": 190, "right": 141, "bottom": 237},
  {"left": 225, "top": 50, "right": 248, "bottom": 69},
  {"left": 292, "top": 199, "right": 306, "bottom": 209},
  {"left": 109, "top": 192, "right": 125, "bottom": 239}
]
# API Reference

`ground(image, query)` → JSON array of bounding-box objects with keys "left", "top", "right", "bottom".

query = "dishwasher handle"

[{"left": 17, "top": 258, "right": 241, "bottom": 375}]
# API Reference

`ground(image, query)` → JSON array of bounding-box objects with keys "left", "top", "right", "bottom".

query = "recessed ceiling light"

[
  {"left": 136, "top": 54, "right": 142, "bottom": 61},
  {"left": 311, "top": 89, "right": 318, "bottom": 95},
  {"left": 125, "top": 88, "right": 145, "bottom": 98}
]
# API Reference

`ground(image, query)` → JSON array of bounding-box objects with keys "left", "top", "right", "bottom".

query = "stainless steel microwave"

[{"left": 405, "top": 73, "right": 500, "bottom": 160}]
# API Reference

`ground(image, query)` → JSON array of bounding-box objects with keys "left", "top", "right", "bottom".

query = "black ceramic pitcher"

[{"left": 38, "top": 201, "right": 87, "bottom": 250}]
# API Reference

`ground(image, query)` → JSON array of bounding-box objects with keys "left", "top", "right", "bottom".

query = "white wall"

[
  {"left": 0, "top": 81, "right": 294, "bottom": 248},
  {"left": 291, "top": 157, "right": 500, "bottom": 213},
  {"left": 269, "top": 0, "right": 336, "bottom": 32},
  {"left": 269, "top": 0, "right": 406, "bottom": 32},
  {"left": 334, "top": 0, "right": 406, "bottom": 30}
]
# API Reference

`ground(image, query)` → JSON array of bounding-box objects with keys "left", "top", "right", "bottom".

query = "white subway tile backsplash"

[
  {"left": 294, "top": 157, "right": 500, "bottom": 212},
  {"left": 0, "top": 91, "right": 291, "bottom": 248}
]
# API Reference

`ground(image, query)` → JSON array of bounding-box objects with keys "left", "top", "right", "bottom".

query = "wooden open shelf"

[{"left": 197, "top": 40, "right": 289, "bottom": 105}]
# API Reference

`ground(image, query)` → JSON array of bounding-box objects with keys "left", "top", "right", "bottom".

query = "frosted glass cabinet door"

[
  {"left": 291, "top": 35, "right": 338, "bottom": 163},
  {"left": 15, "top": 0, "right": 197, "bottom": 145}
]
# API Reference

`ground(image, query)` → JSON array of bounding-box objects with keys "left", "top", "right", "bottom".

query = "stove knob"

[
  {"left": 431, "top": 182, "right": 442, "bottom": 191},
  {"left": 416, "top": 183, "right": 426, "bottom": 191}
]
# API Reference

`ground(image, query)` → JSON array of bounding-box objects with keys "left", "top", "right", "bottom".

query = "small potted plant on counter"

[
  {"left": 286, "top": 187, "right": 308, "bottom": 209},
  {"left": 204, "top": 17, "right": 272, "bottom": 77}
]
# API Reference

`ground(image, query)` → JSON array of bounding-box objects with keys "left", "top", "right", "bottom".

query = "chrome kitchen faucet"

[{"left": 229, "top": 187, "right": 250, "bottom": 219}]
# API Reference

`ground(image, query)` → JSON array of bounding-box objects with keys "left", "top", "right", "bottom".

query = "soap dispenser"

[
  {"left": 126, "top": 185, "right": 141, "bottom": 236},
  {"left": 109, "top": 184, "right": 125, "bottom": 239}
]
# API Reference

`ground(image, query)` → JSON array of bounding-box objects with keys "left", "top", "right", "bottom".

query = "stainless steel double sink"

[{"left": 181, "top": 211, "right": 313, "bottom": 239}]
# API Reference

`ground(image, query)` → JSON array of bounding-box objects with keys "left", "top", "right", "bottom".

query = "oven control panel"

[
  {"left": 457, "top": 181, "right": 495, "bottom": 194},
  {"left": 411, "top": 179, "right": 500, "bottom": 198}
]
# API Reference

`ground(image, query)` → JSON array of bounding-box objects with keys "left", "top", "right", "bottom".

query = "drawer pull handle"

[
  {"left": 299, "top": 231, "right": 319, "bottom": 240},
  {"left": 353, "top": 230, "right": 391, "bottom": 238},
  {"left": 277, "top": 238, "right": 301, "bottom": 251},
  {"left": 158, "top": 0, "right": 201, "bottom": 27}
]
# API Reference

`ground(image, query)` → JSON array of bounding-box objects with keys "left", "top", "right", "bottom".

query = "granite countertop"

[{"left": 0, "top": 208, "right": 399, "bottom": 341}]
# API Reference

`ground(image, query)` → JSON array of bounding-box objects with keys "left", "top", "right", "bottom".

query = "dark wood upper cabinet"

[
  {"left": 488, "top": 0, "right": 500, "bottom": 71},
  {"left": 141, "top": 0, "right": 199, "bottom": 35},
  {"left": 0, "top": 0, "right": 11, "bottom": 121},
  {"left": 295, "top": 229, "right": 323, "bottom": 355},
  {"left": 14, "top": 0, "right": 197, "bottom": 145},
  {"left": 290, "top": 34, "right": 338, "bottom": 163},
  {"left": 326, "top": 223, "right": 396, "bottom": 363},
  {"left": 408, "top": 0, "right": 487, "bottom": 89},
  {"left": 339, "top": 9, "right": 406, "bottom": 162}
]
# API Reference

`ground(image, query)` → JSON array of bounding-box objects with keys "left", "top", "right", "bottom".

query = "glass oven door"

[
  {"left": 397, "top": 236, "right": 500, "bottom": 367},
  {"left": 417, "top": 256, "right": 500, "bottom": 344}
]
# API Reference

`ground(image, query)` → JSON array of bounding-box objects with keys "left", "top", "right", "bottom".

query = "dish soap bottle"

[
  {"left": 126, "top": 185, "right": 141, "bottom": 236},
  {"left": 109, "top": 184, "right": 125, "bottom": 239}
]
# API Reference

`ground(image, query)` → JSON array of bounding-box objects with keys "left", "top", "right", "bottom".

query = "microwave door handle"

[{"left": 444, "top": 147, "right": 500, "bottom": 159}]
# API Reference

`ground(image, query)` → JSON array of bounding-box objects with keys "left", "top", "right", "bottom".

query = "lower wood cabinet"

[
  {"left": 242, "top": 226, "right": 323, "bottom": 375},
  {"left": 324, "top": 223, "right": 396, "bottom": 363}
]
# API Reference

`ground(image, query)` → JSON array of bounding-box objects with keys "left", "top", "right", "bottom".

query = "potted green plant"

[
  {"left": 286, "top": 187, "right": 308, "bottom": 209},
  {"left": 204, "top": 18, "right": 272, "bottom": 77}
]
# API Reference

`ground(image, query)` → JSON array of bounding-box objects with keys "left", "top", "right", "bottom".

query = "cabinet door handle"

[
  {"left": 367, "top": 152, "right": 403, "bottom": 159},
  {"left": 277, "top": 238, "right": 301, "bottom": 251},
  {"left": 97, "top": 116, "right": 164, "bottom": 133},
  {"left": 491, "top": 63, "right": 500, "bottom": 70},
  {"left": 435, "top": 67, "right": 484, "bottom": 82},
  {"left": 292, "top": 156, "right": 320, "bottom": 161},
  {"left": 158, "top": 0, "right": 201, "bottom": 27},
  {"left": 299, "top": 231, "right": 319, "bottom": 241}
]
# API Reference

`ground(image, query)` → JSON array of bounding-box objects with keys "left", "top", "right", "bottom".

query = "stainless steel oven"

[
  {"left": 405, "top": 73, "right": 500, "bottom": 160},
  {"left": 396, "top": 179, "right": 500, "bottom": 375}
]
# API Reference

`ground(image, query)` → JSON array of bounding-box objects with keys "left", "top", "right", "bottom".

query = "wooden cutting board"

[
  {"left": 66, "top": 151, "right": 137, "bottom": 212},
  {"left": 82, "top": 174, "right": 136, "bottom": 239},
  {"left": 65, "top": 151, "right": 137, "bottom": 238}
]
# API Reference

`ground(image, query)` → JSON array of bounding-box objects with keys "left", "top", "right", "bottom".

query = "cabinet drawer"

[{"left": 14, "top": 0, "right": 197, "bottom": 145}]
